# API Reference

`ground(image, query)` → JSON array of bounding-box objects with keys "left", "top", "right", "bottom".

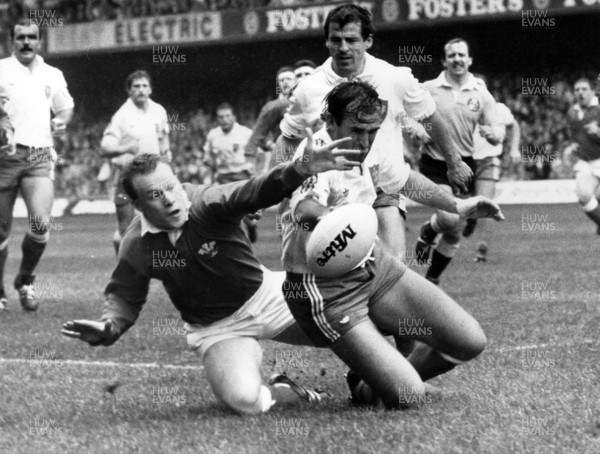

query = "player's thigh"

[
  {"left": 375, "top": 205, "right": 405, "bottom": 259},
  {"left": 20, "top": 176, "right": 54, "bottom": 218},
  {"left": 475, "top": 178, "right": 496, "bottom": 200},
  {"left": 369, "top": 268, "right": 486, "bottom": 360},
  {"left": 575, "top": 171, "right": 598, "bottom": 203},
  {"left": 203, "top": 337, "right": 263, "bottom": 405},
  {"left": 0, "top": 187, "right": 19, "bottom": 239},
  {"left": 331, "top": 319, "right": 423, "bottom": 405}
]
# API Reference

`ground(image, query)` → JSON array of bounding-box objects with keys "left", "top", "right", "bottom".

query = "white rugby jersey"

[
  {"left": 423, "top": 72, "right": 499, "bottom": 160},
  {"left": 204, "top": 122, "right": 253, "bottom": 177},
  {"left": 0, "top": 55, "right": 74, "bottom": 147},
  {"left": 280, "top": 53, "right": 434, "bottom": 194},
  {"left": 281, "top": 127, "right": 378, "bottom": 274},
  {"left": 473, "top": 102, "right": 513, "bottom": 160},
  {"left": 103, "top": 97, "right": 169, "bottom": 161}
]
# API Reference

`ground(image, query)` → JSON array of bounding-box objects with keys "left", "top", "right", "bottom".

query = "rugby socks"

[
  {"left": 421, "top": 219, "right": 438, "bottom": 242},
  {"left": 582, "top": 198, "right": 600, "bottom": 229},
  {"left": 0, "top": 239, "right": 7, "bottom": 296},
  {"left": 426, "top": 250, "right": 452, "bottom": 282},
  {"left": 19, "top": 231, "right": 48, "bottom": 277}
]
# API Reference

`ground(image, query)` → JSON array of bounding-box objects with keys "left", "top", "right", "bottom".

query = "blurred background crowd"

[{"left": 53, "top": 71, "right": 580, "bottom": 200}]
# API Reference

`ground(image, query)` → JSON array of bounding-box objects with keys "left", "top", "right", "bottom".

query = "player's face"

[
  {"left": 330, "top": 115, "right": 382, "bottom": 161},
  {"left": 0, "top": 86, "right": 8, "bottom": 109},
  {"left": 443, "top": 42, "right": 472, "bottom": 78},
  {"left": 132, "top": 163, "right": 188, "bottom": 230},
  {"left": 277, "top": 71, "right": 295, "bottom": 96},
  {"left": 574, "top": 81, "right": 593, "bottom": 107},
  {"left": 294, "top": 66, "right": 314, "bottom": 82},
  {"left": 326, "top": 22, "right": 372, "bottom": 79},
  {"left": 217, "top": 108, "right": 235, "bottom": 132},
  {"left": 12, "top": 24, "right": 41, "bottom": 66},
  {"left": 128, "top": 78, "right": 152, "bottom": 106}
]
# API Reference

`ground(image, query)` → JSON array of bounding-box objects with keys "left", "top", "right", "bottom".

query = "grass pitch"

[{"left": 0, "top": 204, "right": 599, "bottom": 453}]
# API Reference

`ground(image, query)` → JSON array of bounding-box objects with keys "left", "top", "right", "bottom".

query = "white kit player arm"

[{"left": 478, "top": 92, "right": 506, "bottom": 146}]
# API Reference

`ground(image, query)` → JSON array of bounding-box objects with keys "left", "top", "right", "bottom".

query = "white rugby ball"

[{"left": 306, "top": 203, "right": 378, "bottom": 278}]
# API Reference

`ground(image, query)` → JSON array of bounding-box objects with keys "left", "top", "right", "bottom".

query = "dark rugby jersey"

[
  {"left": 101, "top": 162, "right": 305, "bottom": 339},
  {"left": 567, "top": 102, "right": 600, "bottom": 162}
]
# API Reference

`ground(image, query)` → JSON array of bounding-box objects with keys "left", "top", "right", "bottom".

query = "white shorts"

[
  {"left": 185, "top": 268, "right": 295, "bottom": 362},
  {"left": 574, "top": 158, "right": 600, "bottom": 179}
]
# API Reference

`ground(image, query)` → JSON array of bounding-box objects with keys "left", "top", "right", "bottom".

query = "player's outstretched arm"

[
  {"left": 61, "top": 319, "right": 120, "bottom": 347},
  {"left": 426, "top": 110, "right": 473, "bottom": 194},
  {"left": 402, "top": 170, "right": 504, "bottom": 221},
  {"left": 213, "top": 129, "right": 361, "bottom": 218}
]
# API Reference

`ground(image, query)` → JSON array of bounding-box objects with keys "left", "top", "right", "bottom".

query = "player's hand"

[
  {"left": 295, "top": 128, "right": 361, "bottom": 176},
  {"left": 61, "top": 319, "right": 116, "bottom": 346},
  {"left": 456, "top": 196, "right": 505, "bottom": 221},
  {"left": 447, "top": 161, "right": 473, "bottom": 195}
]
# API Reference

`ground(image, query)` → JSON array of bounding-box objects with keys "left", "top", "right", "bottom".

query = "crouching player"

[
  {"left": 281, "top": 81, "right": 504, "bottom": 408},
  {"left": 62, "top": 140, "right": 362, "bottom": 415}
]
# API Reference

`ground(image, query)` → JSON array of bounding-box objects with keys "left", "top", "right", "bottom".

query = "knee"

[
  {"left": 457, "top": 321, "right": 487, "bottom": 362},
  {"left": 435, "top": 213, "right": 460, "bottom": 235},
  {"left": 217, "top": 384, "right": 264, "bottom": 415},
  {"left": 28, "top": 214, "right": 50, "bottom": 235}
]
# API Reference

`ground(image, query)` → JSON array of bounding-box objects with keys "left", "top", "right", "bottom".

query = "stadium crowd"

[{"left": 51, "top": 72, "right": 582, "bottom": 199}]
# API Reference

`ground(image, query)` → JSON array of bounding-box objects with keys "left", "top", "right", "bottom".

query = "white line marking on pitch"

[
  {"left": 0, "top": 358, "right": 202, "bottom": 370},
  {"left": 0, "top": 339, "right": 595, "bottom": 370}
]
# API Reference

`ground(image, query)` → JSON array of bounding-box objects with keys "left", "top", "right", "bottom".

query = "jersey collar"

[
  {"left": 323, "top": 53, "right": 376, "bottom": 85},
  {"left": 434, "top": 71, "right": 480, "bottom": 91}
]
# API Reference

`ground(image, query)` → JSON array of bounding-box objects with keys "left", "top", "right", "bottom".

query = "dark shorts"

[
  {"left": 474, "top": 156, "right": 501, "bottom": 182},
  {"left": 283, "top": 240, "right": 408, "bottom": 347},
  {"left": 0, "top": 145, "right": 55, "bottom": 191},
  {"left": 419, "top": 154, "right": 477, "bottom": 195}
]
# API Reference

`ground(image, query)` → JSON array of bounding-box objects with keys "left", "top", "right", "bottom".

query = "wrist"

[
  {"left": 454, "top": 198, "right": 468, "bottom": 216},
  {"left": 293, "top": 157, "right": 311, "bottom": 178}
]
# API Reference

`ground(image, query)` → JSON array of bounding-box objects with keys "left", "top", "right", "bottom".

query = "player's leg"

[
  {"left": 330, "top": 319, "right": 425, "bottom": 408},
  {"left": 472, "top": 177, "right": 496, "bottom": 261},
  {"left": 18, "top": 176, "right": 54, "bottom": 310},
  {"left": 424, "top": 184, "right": 461, "bottom": 284},
  {"left": 574, "top": 165, "right": 600, "bottom": 232},
  {"left": 0, "top": 187, "right": 19, "bottom": 309},
  {"left": 369, "top": 267, "right": 486, "bottom": 382},
  {"left": 203, "top": 337, "right": 273, "bottom": 415}
]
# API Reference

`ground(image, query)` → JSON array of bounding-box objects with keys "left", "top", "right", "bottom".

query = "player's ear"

[{"left": 364, "top": 35, "right": 373, "bottom": 50}]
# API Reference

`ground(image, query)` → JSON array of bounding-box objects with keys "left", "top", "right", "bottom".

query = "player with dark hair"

[
  {"left": 245, "top": 63, "right": 316, "bottom": 175},
  {"left": 278, "top": 3, "right": 473, "bottom": 264},
  {"left": 62, "top": 139, "right": 362, "bottom": 415},
  {"left": 101, "top": 69, "right": 170, "bottom": 254},
  {"left": 281, "top": 81, "right": 503, "bottom": 408},
  {"left": 293, "top": 59, "right": 317, "bottom": 80},
  {"left": 564, "top": 77, "right": 600, "bottom": 233},
  {"left": 415, "top": 38, "right": 504, "bottom": 283},
  {"left": 0, "top": 21, "right": 74, "bottom": 311}
]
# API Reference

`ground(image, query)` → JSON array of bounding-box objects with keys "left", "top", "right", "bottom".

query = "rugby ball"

[{"left": 306, "top": 203, "right": 377, "bottom": 278}]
